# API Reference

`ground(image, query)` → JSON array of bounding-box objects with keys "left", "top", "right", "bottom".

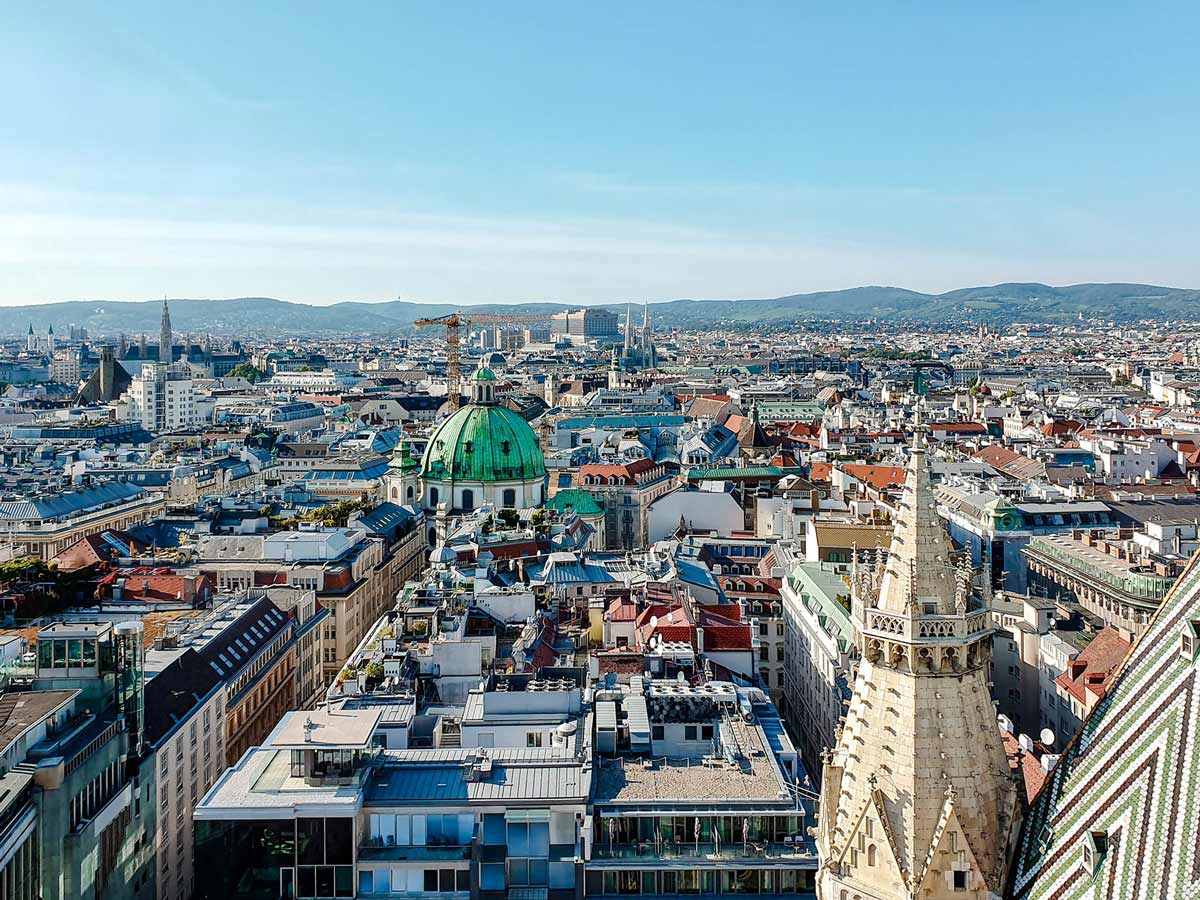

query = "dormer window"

[
  {"left": 1181, "top": 621, "right": 1200, "bottom": 663},
  {"left": 1083, "top": 830, "right": 1109, "bottom": 879}
]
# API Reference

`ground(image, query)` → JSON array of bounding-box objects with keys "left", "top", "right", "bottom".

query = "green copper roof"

[
  {"left": 685, "top": 465, "right": 784, "bottom": 480},
  {"left": 388, "top": 441, "right": 419, "bottom": 472},
  {"left": 420, "top": 404, "right": 545, "bottom": 484},
  {"left": 544, "top": 488, "right": 605, "bottom": 516},
  {"left": 473, "top": 367, "right": 497, "bottom": 381}
]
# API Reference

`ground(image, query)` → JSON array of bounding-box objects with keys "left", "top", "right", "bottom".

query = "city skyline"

[{"left": 4, "top": 2, "right": 1200, "bottom": 306}]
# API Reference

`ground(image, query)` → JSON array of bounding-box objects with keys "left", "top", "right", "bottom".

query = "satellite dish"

[
  {"left": 650, "top": 615, "right": 659, "bottom": 628},
  {"left": 1040, "top": 728, "right": 1056, "bottom": 747}
]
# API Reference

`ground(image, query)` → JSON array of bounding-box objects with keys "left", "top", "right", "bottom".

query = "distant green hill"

[{"left": 3, "top": 282, "right": 1197, "bottom": 337}]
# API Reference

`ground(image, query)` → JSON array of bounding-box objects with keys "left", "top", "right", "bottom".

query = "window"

[
  {"left": 526, "top": 732, "right": 543, "bottom": 748},
  {"left": 684, "top": 725, "right": 698, "bottom": 741},
  {"left": 502, "top": 488, "right": 516, "bottom": 508},
  {"left": 1181, "top": 621, "right": 1200, "bottom": 662},
  {"left": 953, "top": 870, "right": 968, "bottom": 891},
  {"left": 651, "top": 725, "right": 664, "bottom": 741},
  {"left": 1084, "top": 831, "right": 1109, "bottom": 878}
]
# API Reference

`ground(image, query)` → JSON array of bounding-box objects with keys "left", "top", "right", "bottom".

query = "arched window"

[
  {"left": 461, "top": 489, "right": 475, "bottom": 509},
  {"left": 429, "top": 487, "right": 439, "bottom": 506},
  {"left": 406, "top": 485, "right": 414, "bottom": 501},
  {"left": 868, "top": 844, "right": 877, "bottom": 866},
  {"left": 502, "top": 488, "right": 516, "bottom": 508}
]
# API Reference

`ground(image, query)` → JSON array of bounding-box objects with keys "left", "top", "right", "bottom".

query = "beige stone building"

[
  {"left": 0, "top": 481, "right": 166, "bottom": 561},
  {"left": 817, "top": 423, "right": 1020, "bottom": 899}
]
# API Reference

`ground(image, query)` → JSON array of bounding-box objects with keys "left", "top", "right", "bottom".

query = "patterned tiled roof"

[{"left": 1009, "top": 551, "right": 1200, "bottom": 898}]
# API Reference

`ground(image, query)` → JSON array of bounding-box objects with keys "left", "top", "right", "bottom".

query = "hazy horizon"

[{"left": 4, "top": 3, "right": 1199, "bottom": 306}]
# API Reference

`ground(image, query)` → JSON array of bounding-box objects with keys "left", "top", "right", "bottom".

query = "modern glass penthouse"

[
  {"left": 193, "top": 699, "right": 590, "bottom": 900},
  {"left": 193, "top": 673, "right": 818, "bottom": 899},
  {"left": 587, "top": 679, "right": 817, "bottom": 898}
]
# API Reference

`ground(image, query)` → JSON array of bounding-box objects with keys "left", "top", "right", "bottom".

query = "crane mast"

[{"left": 413, "top": 310, "right": 551, "bottom": 411}]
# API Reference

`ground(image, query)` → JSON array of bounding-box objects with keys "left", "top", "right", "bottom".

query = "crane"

[{"left": 414, "top": 310, "right": 552, "bottom": 410}]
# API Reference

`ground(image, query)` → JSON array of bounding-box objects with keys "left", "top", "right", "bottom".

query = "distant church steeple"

[{"left": 159, "top": 298, "right": 172, "bottom": 365}]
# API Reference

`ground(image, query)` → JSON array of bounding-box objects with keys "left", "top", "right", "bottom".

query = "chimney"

[{"left": 183, "top": 575, "right": 197, "bottom": 603}]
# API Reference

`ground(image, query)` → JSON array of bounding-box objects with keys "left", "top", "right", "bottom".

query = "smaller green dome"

[{"left": 474, "top": 367, "right": 497, "bottom": 381}]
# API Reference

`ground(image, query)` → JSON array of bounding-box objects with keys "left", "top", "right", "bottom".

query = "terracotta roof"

[
  {"left": 1054, "top": 626, "right": 1131, "bottom": 704},
  {"left": 701, "top": 623, "right": 751, "bottom": 652},
  {"left": 605, "top": 598, "right": 639, "bottom": 622},
  {"left": 580, "top": 457, "right": 659, "bottom": 484},
  {"left": 716, "top": 575, "right": 781, "bottom": 597},
  {"left": 596, "top": 652, "right": 647, "bottom": 675},
  {"left": 1041, "top": 419, "right": 1083, "bottom": 437},
  {"left": 930, "top": 421, "right": 988, "bottom": 433},
  {"left": 808, "top": 462, "right": 833, "bottom": 482},
  {"left": 52, "top": 530, "right": 138, "bottom": 571},
  {"left": 1003, "top": 731, "right": 1051, "bottom": 803},
  {"left": 840, "top": 464, "right": 906, "bottom": 491},
  {"left": 974, "top": 444, "right": 1045, "bottom": 479}
]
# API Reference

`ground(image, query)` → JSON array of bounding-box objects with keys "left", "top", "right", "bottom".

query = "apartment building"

[
  {"left": 578, "top": 459, "right": 674, "bottom": 550},
  {"left": 194, "top": 527, "right": 390, "bottom": 685},
  {"left": 121, "top": 364, "right": 198, "bottom": 432},
  {"left": 0, "top": 481, "right": 166, "bottom": 561},
  {"left": 775, "top": 543, "right": 856, "bottom": 782}
]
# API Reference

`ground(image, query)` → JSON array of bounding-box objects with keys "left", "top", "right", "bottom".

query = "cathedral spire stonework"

[{"left": 817, "top": 417, "right": 1020, "bottom": 900}]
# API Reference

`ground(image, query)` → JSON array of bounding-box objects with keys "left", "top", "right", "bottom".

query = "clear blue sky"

[{"left": 3, "top": 2, "right": 1198, "bottom": 306}]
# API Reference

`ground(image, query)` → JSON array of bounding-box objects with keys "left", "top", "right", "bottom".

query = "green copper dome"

[{"left": 420, "top": 404, "right": 546, "bottom": 484}]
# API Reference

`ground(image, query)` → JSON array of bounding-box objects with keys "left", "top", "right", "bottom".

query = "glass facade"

[
  {"left": 37, "top": 638, "right": 100, "bottom": 672},
  {"left": 594, "top": 813, "right": 809, "bottom": 859},
  {"left": 194, "top": 817, "right": 353, "bottom": 900},
  {"left": 585, "top": 868, "right": 816, "bottom": 895}
]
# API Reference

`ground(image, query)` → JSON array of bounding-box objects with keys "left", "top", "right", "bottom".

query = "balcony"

[
  {"left": 590, "top": 839, "right": 816, "bottom": 865},
  {"left": 358, "top": 840, "right": 471, "bottom": 862}
]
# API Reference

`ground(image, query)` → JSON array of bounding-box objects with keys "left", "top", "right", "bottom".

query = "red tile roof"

[
  {"left": 930, "top": 421, "right": 988, "bottom": 434},
  {"left": 840, "top": 464, "right": 906, "bottom": 491},
  {"left": 1003, "top": 731, "right": 1051, "bottom": 803},
  {"left": 701, "top": 624, "right": 752, "bottom": 652},
  {"left": 1054, "top": 626, "right": 1131, "bottom": 704},
  {"left": 606, "top": 598, "right": 639, "bottom": 622},
  {"left": 1041, "top": 419, "right": 1083, "bottom": 437},
  {"left": 808, "top": 462, "right": 833, "bottom": 482},
  {"left": 579, "top": 457, "right": 659, "bottom": 484}
]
